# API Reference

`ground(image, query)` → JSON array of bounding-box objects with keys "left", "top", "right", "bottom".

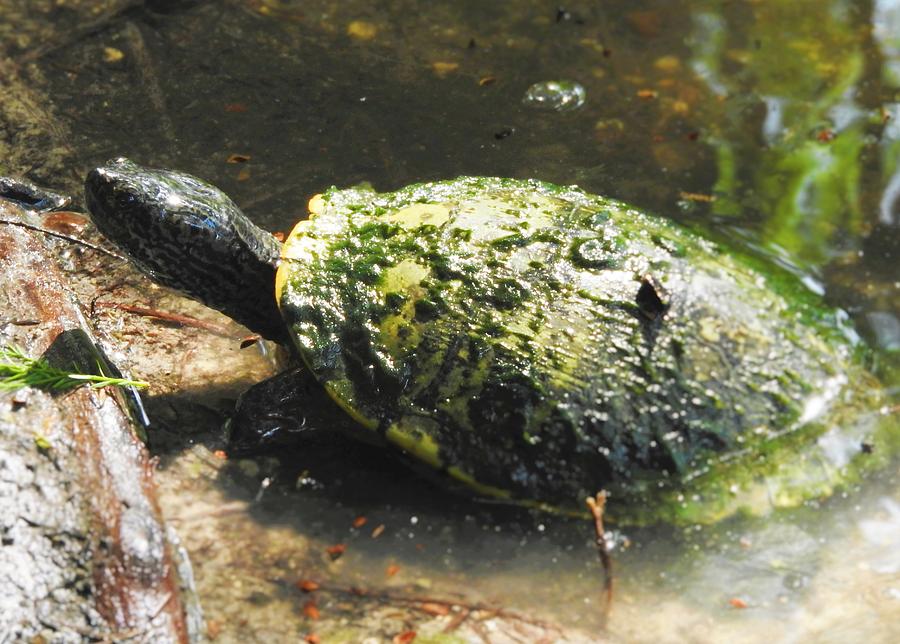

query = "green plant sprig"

[{"left": 0, "top": 344, "right": 149, "bottom": 392}]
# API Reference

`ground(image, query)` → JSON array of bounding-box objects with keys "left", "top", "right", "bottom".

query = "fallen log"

[{"left": 0, "top": 199, "right": 202, "bottom": 642}]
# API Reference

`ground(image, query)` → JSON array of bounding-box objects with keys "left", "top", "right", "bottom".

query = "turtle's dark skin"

[
  {"left": 85, "top": 161, "right": 286, "bottom": 343},
  {"left": 85, "top": 158, "right": 897, "bottom": 524}
]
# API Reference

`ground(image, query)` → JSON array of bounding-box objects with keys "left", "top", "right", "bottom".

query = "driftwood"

[{"left": 0, "top": 200, "right": 202, "bottom": 642}]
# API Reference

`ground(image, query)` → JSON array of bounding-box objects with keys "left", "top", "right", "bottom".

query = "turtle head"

[{"left": 86, "top": 158, "right": 288, "bottom": 342}]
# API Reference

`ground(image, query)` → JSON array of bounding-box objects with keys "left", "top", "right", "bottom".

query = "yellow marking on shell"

[
  {"left": 452, "top": 195, "right": 556, "bottom": 242},
  {"left": 699, "top": 317, "right": 721, "bottom": 343},
  {"left": 445, "top": 466, "right": 589, "bottom": 519},
  {"left": 308, "top": 193, "right": 326, "bottom": 216},
  {"left": 282, "top": 219, "right": 322, "bottom": 260},
  {"left": 379, "top": 258, "right": 431, "bottom": 293},
  {"left": 384, "top": 203, "right": 451, "bottom": 229},
  {"left": 446, "top": 466, "right": 511, "bottom": 499},
  {"left": 385, "top": 419, "right": 588, "bottom": 517},
  {"left": 324, "top": 380, "right": 379, "bottom": 431},
  {"left": 378, "top": 312, "right": 423, "bottom": 359},
  {"left": 275, "top": 263, "right": 288, "bottom": 308},
  {"left": 385, "top": 420, "right": 443, "bottom": 468},
  {"left": 376, "top": 259, "right": 432, "bottom": 355},
  {"left": 276, "top": 219, "right": 323, "bottom": 307}
]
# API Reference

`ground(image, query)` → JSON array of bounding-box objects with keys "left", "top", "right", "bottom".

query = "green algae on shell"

[{"left": 276, "top": 177, "right": 898, "bottom": 525}]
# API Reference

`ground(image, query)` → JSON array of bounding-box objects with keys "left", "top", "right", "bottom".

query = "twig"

[
  {"left": 442, "top": 607, "right": 470, "bottom": 633},
  {"left": 586, "top": 491, "right": 613, "bottom": 625},
  {"left": 91, "top": 300, "right": 234, "bottom": 337},
  {"left": 166, "top": 501, "right": 249, "bottom": 524},
  {"left": 290, "top": 580, "right": 562, "bottom": 635},
  {"left": 0, "top": 218, "right": 127, "bottom": 261},
  {"left": 149, "top": 592, "right": 174, "bottom": 621},
  {"left": 470, "top": 618, "right": 493, "bottom": 644}
]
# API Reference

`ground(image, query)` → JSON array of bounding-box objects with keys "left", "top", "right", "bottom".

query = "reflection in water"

[
  {"left": 684, "top": 0, "right": 900, "bottom": 384},
  {"left": 875, "top": 0, "right": 900, "bottom": 225},
  {"left": 875, "top": 0, "right": 900, "bottom": 83},
  {"left": 760, "top": 96, "right": 786, "bottom": 145},
  {"left": 690, "top": 1, "right": 872, "bottom": 266},
  {"left": 878, "top": 157, "right": 900, "bottom": 225},
  {"left": 859, "top": 498, "right": 900, "bottom": 574}
]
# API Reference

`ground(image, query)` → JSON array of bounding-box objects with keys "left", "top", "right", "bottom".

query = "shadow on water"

[{"left": 142, "top": 370, "right": 605, "bottom": 545}]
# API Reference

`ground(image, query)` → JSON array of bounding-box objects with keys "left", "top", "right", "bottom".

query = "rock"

[{"left": 0, "top": 199, "right": 202, "bottom": 642}]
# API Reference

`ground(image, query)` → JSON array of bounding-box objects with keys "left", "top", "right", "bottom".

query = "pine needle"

[{"left": 0, "top": 344, "right": 149, "bottom": 392}]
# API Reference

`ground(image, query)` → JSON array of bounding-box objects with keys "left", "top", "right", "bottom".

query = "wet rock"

[{"left": 0, "top": 200, "right": 201, "bottom": 642}]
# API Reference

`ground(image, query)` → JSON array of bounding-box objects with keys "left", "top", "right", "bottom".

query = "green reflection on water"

[{"left": 690, "top": 1, "right": 874, "bottom": 266}]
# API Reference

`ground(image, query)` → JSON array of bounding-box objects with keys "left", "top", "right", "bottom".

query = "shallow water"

[{"left": 5, "top": 0, "right": 900, "bottom": 641}]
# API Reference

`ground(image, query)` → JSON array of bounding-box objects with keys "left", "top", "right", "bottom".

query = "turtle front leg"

[{"left": 227, "top": 367, "right": 376, "bottom": 454}]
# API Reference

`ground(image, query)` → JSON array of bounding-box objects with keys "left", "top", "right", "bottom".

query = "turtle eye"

[{"left": 116, "top": 193, "right": 135, "bottom": 207}]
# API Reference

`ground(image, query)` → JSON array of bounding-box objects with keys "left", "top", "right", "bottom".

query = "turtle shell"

[{"left": 276, "top": 178, "right": 896, "bottom": 523}]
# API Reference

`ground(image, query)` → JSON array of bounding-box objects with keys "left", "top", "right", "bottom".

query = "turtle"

[{"left": 84, "top": 157, "right": 898, "bottom": 525}]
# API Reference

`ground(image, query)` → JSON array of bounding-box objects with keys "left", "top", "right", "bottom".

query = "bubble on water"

[
  {"left": 522, "top": 80, "right": 586, "bottom": 112},
  {"left": 783, "top": 572, "right": 808, "bottom": 590}
]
